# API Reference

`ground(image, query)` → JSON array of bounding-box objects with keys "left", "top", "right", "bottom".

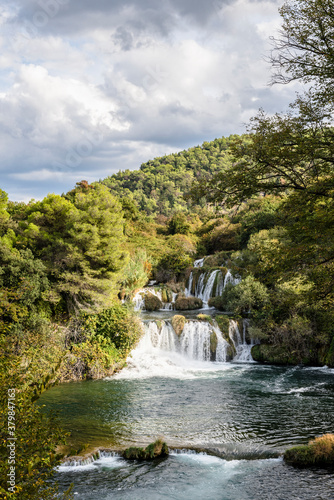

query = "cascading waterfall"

[
  {"left": 229, "top": 319, "right": 256, "bottom": 363},
  {"left": 197, "top": 270, "right": 219, "bottom": 304},
  {"left": 133, "top": 288, "right": 177, "bottom": 311},
  {"left": 185, "top": 261, "right": 241, "bottom": 305},
  {"left": 193, "top": 257, "right": 205, "bottom": 268},
  {"left": 124, "top": 318, "right": 239, "bottom": 370}
]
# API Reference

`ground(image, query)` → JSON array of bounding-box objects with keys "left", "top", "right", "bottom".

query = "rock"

[
  {"left": 123, "top": 439, "right": 169, "bottom": 461},
  {"left": 144, "top": 293, "right": 163, "bottom": 311},
  {"left": 174, "top": 296, "right": 203, "bottom": 310},
  {"left": 171, "top": 315, "right": 186, "bottom": 336}
]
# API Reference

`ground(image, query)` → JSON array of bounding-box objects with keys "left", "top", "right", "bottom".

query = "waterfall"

[
  {"left": 224, "top": 270, "right": 241, "bottom": 288},
  {"left": 180, "top": 321, "right": 211, "bottom": 361},
  {"left": 145, "top": 321, "right": 176, "bottom": 351},
  {"left": 193, "top": 258, "right": 205, "bottom": 268},
  {"left": 214, "top": 325, "right": 230, "bottom": 363},
  {"left": 185, "top": 258, "right": 241, "bottom": 306},
  {"left": 139, "top": 319, "right": 230, "bottom": 363},
  {"left": 228, "top": 320, "right": 255, "bottom": 363},
  {"left": 133, "top": 319, "right": 240, "bottom": 364},
  {"left": 185, "top": 272, "right": 193, "bottom": 297},
  {"left": 186, "top": 269, "right": 220, "bottom": 305},
  {"left": 197, "top": 270, "right": 219, "bottom": 304},
  {"left": 133, "top": 288, "right": 177, "bottom": 311}
]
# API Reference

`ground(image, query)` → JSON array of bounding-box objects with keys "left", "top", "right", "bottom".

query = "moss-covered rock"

[
  {"left": 171, "top": 315, "right": 186, "bottom": 336},
  {"left": 174, "top": 296, "right": 203, "bottom": 310},
  {"left": 144, "top": 293, "right": 163, "bottom": 311},
  {"left": 123, "top": 439, "right": 169, "bottom": 461},
  {"left": 196, "top": 314, "right": 213, "bottom": 325},
  {"left": 210, "top": 332, "right": 218, "bottom": 355},
  {"left": 215, "top": 315, "right": 230, "bottom": 335},
  {"left": 284, "top": 434, "right": 334, "bottom": 468},
  {"left": 161, "top": 287, "right": 173, "bottom": 303}
]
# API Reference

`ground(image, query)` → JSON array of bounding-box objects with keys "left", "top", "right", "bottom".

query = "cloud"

[{"left": 0, "top": 0, "right": 300, "bottom": 201}]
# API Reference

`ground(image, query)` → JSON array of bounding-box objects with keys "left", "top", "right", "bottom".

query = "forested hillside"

[{"left": 99, "top": 135, "right": 239, "bottom": 216}]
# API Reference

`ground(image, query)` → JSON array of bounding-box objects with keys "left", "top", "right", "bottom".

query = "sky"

[{"left": 0, "top": 0, "right": 299, "bottom": 201}]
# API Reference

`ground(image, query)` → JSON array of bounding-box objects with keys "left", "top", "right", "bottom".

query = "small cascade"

[
  {"left": 61, "top": 450, "right": 122, "bottom": 468},
  {"left": 133, "top": 290, "right": 146, "bottom": 311},
  {"left": 197, "top": 270, "right": 219, "bottom": 304},
  {"left": 213, "top": 324, "right": 230, "bottom": 363},
  {"left": 133, "top": 288, "right": 177, "bottom": 311},
  {"left": 185, "top": 258, "right": 241, "bottom": 306},
  {"left": 224, "top": 270, "right": 241, "bottom": 288},
  {"left": 134, "top": 319, "right": 230, "bottom": 364},
  {"left": 193, "top": 258, "right": 205, "bottom": 268},
  {"left": 228, "top": 319, "right": 255, "bottom": 363},
  {"left": 185, "top": 272, "right": 193, "bottom": 297}
]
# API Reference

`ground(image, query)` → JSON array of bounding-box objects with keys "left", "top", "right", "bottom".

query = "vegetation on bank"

[{"left": 284, "top": 434, "right": 334, "bottom": 468}]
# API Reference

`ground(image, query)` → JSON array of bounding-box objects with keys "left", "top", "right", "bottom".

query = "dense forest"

[{"left": 1, "top": 0, "right": 334, "bottom": 497}]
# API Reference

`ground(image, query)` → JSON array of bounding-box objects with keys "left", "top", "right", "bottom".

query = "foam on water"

[{"left": 58, "top": 456, "right": 126, "bottom": 473}]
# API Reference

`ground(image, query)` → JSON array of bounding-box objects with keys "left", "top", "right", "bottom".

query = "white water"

[
  {"left": 185, "top": 267, "right": 241, "bottom": 305},
  {"left": 229, "top": 320, "right": 255, "bottom": 363},
  {"left": 115, "top": 318, "right": 254, "bottom": 380},
  {"left": 193, "top": 257, "right": 205, "bottom": 267},
  {"left": 133, "top": 288, "right": 177, "bottom": 311},
  {"left": 197, "top": 270, "right": 219, "bottom": 305}
]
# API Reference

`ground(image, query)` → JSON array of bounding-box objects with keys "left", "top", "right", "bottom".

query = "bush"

[
  {"left": 144, "top": 293, "right": 163, "bottom": 311},
  {"left": 123, "top": 440, "right": 169, "bottom": 461},
  {"left": 174, "top": 297, "right": 203, "bottom": 310},
  {"left": 208, "top": 296, "right": 227, "bottom": 310},
  {"left": 167, "top": 213, "right": 190, "bottom": 235},
  {"left": 222, "top": 275, "right": 269, "bottom": 317},
  {"left": 284, "top": 434, "right": 334, "bottom": 468}
]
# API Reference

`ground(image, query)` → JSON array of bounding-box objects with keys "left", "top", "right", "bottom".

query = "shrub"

[
  {"left": 144, "top": 293, "right": 163, "bottom": 311},
  {"left": 123, "top": 440, "right": 169, "bottom": 461},
  {"left": 284, "top": 434, "right": 334, "bottom": 468},
  {"left": 174, "top": 297, "right": 203, "bottom": 310}
]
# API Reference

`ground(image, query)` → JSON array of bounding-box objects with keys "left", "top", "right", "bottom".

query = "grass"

[{"left": 284, "top": 434, "right": 334, "bottom": 468}]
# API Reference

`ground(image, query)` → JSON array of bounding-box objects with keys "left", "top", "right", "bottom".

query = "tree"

[
  {"left": 17, "top": 184, "right": 127, "bottom": 313},
  {"left": 270, "top": 0, "right": 334, "bottom": 104}
]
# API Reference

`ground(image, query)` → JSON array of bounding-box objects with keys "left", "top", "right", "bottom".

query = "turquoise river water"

[{"left": 39, "top": 340, "right": 334, "bottom": 499}]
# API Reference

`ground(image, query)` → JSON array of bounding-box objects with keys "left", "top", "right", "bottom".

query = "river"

[{"left": 40, "top": 320, "right": 334, "bottom": 499}]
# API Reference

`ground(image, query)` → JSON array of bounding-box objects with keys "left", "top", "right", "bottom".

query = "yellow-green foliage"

[
  {"left": 201, "top": 219, "right": 241, "bottom": 253},
  {"left": 284, "top": 434, "right": 334, "bottom": 468},
  {"left": 171, "top": 315, "right": 186, "bottom": 336},
  {"left": 161, "top": 287, "right": 173, "bottom": 303}
]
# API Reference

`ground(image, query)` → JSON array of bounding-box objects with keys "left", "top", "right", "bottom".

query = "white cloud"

[{"left": 0, "top": 0, "right": 300, "bottom": 201}]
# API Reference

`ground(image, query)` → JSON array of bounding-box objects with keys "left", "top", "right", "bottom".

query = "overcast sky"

[{"left": 1, "top": 0, "right": 299, "bottom": 201}]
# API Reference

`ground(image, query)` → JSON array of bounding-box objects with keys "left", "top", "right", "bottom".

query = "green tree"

[{"left": 270, "top": 0, "right": 334, "bottom": 103}]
